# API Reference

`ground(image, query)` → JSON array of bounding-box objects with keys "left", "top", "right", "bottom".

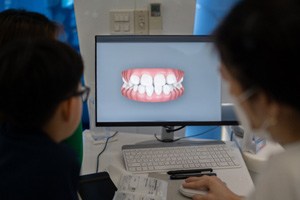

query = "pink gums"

[{"left": 121, "top": 68, "right": 184, "bottom": 103}]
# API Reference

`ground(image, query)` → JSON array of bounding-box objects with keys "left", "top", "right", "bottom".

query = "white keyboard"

[{"left": 122, "top": 141, "right": 241, "bottom": 173}]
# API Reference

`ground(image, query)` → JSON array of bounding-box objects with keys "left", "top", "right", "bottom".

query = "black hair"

[
  {"left": 214, "top": 0, "right": 300, "bottom": 112},
  {"left": 0, "top": 9, "right": 60, "bottom": 46},
  {"left": 0, "top": 39, "right": 84, "bottom": 129}
]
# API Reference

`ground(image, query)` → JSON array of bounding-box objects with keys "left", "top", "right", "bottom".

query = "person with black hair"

[
  {"left": 0, "top": 9, "right": 84, "bottom": 164},
  {"left": 0, "top": 9, "right": 59, "bottom": 43},
  {"left": 0, "top": 39, "right": 89, "bottom": 199},
  {"left": 182, "top": 0, "right": 300, "bottom": 200}
]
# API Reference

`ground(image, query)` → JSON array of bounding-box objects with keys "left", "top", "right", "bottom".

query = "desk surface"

[{"left": 81, "top": 130, "right": 254, "bottom": 199}]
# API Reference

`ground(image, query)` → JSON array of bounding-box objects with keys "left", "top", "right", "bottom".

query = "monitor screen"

[{"left": 95, "top": 35, "right": 234, "bottom": 126}]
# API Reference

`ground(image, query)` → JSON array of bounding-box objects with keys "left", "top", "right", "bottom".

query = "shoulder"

[
  {"left": 0, "top": 134, "right": 80, "bottom": 199},
  {"left": 268, "top": 142, "right": 300, "bottom": 173},
  {"left": 247, "top": 143, "right": 300, "bottom": 200},
  {"left": 39, "top": 141, "right": 80, "bottom": 177}
]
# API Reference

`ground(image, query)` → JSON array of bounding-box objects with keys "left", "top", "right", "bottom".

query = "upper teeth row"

[
  {"left": 122, "top": 73, "right": 184, "bottom": 96},
  {"left": 125, "top": 73, "right": 183, "bottom": 86}
]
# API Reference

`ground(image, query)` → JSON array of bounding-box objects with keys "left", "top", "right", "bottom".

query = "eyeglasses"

[{"left": 72, "top": 86, "right": 90, "bottom": 102}]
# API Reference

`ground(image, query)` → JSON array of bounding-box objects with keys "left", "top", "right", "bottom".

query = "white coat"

[{"left": 247, "top": 141, "right": 300, "bottom": 200}]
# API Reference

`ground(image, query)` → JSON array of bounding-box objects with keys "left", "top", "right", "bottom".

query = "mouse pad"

[{"left": 78, "top": 172, "right": 117, "bottom": 200}]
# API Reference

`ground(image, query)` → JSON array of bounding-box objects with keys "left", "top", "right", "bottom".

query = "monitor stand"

[
  {"left": 160, "top": 126, "right": 175, "bottom": 142},
  {"left": 136, "top": 126, "right": 184, "bottom": 145}
]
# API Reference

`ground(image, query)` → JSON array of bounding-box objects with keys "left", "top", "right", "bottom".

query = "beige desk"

[{"left": 81, "top": 130, "right": 254, "bottom": 199}]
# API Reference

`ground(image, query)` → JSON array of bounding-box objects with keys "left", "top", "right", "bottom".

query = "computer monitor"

[{"left": 95, "top": 35, "right": 237, "bottom": 128}]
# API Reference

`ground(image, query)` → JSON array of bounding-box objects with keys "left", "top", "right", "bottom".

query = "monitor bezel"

[{"left": 95, "top": 35, "right": 238, "bottom": 127}]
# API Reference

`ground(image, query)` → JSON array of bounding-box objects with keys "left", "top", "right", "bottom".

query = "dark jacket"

[{"left": 0, "top": 124, "right": 80, "bottom": 200}]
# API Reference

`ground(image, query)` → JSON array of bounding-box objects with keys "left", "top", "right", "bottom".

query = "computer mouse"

[{"left": 178, "top": 185, "right": 208, "bottom": 198}]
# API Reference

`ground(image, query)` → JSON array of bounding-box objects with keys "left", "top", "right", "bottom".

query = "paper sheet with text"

[{"left": 113, "top": 174, "right": 168, "bottom": 200}]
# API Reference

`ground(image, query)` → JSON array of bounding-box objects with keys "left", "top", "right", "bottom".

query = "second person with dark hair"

[{"left": 0, "top": 39, "right": 88, "bottom": 199}]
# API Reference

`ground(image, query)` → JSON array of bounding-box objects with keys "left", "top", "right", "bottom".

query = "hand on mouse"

[{"left": 182, "top": 176, "right": 243, "bottom": 200}]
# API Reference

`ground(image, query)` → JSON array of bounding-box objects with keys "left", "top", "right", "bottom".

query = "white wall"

[{"left": 74, "top": 0, "right": 232, "bottom": 134}]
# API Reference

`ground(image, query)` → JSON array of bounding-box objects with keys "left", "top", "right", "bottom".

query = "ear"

[
  {"left": 60, "top": 97, "right": 75, "bottom": 122},
  {"left": 43, "top": 97, "right": 81, "bottom": 143}
]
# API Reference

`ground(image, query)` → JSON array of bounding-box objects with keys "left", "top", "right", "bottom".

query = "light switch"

[
  {"left": 123, "top": 14, "right": 129, "bottom": 22},
  {"left": 123, "top": 24, "right": 130, "bottom": 32},
  {"left": 110, "top": 10, "right": 134, "bottom": 34},
  {"left": 114, "top": 14, "right": 121, "bottom": 22},
  {"left": 114, "top": 24, "right": 120, "bottom": 32}
]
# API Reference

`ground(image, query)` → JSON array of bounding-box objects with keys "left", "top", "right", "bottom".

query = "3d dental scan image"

[
  {"left": 95, "top": 35, "right": 221, "bottom": 125},
  {"left": 121, "top": 68, "right": 184, "bottom": 102}
]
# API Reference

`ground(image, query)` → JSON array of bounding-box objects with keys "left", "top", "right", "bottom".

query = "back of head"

[
  {"left": 0, "top": 39, "right": 83, "bottom": 129},
  {"left": 214, "top": 0, "right": 300, "bottom": 112},
  {"left": 0, "top": 9, "right": 59, "bottom": 46}
]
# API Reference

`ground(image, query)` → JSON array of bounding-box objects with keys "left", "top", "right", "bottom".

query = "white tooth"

[
  {"left": 166, "top": 74, "right": 176, "bottom": 85},
  {"left": 169, "top": 85, "right": 174, "bottom": 91},
  {"left": 129, "top": 75, "right": 140, "bottom": 85},
  {"left": 163, "top": 85, "right": 171, "bottom": 95},
  {"left": 138, "top": 85, "right": 145, "bottom": 94},
  {"left": 179, "top": 77, "right": 183, "bottom": 83},
  {"left": 146, "top": 85, "right": 154, "bottom": 97},
  {"left": 122, "top": 77, "right": 127, "bottom": 83},
  {"left": 133, "top": 85, "right": 138, "bottom": 92},
  {"left": 140, "top": 74, "right": 153, "bottom": 86},
  {"left": 154, "top": 86, "right": 162, "bottom": 95},
  {"left": 174, "top": 83, "right": 182, "bottom": 89},
  {"left": 122, "top": 83, "right": 127, "bottom": 88},
  {"left": 128, "top": 82, "right": 133, "bottom": 88},
  {"left": 154, "top": 74, "right": 166, "bottom": 87},
  {"left": 123, "top": 83, "right": 131, "bottom": 89}
]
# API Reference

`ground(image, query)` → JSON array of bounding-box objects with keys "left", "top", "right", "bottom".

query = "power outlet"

[{"left": 134, "top": 10, "right": 149, "bottom": 35}]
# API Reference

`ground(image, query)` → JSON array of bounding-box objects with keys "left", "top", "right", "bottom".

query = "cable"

[
  {"left": 96, "top": 131, "right": 119, "bottom": 173},
  {"left": 163, "top": 126, "right": 186, "bottom": 132}
]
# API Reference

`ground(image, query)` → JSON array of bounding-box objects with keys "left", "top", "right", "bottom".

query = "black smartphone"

[{"left": 78, "top": 172, "right": 117, "bottom": 200}]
